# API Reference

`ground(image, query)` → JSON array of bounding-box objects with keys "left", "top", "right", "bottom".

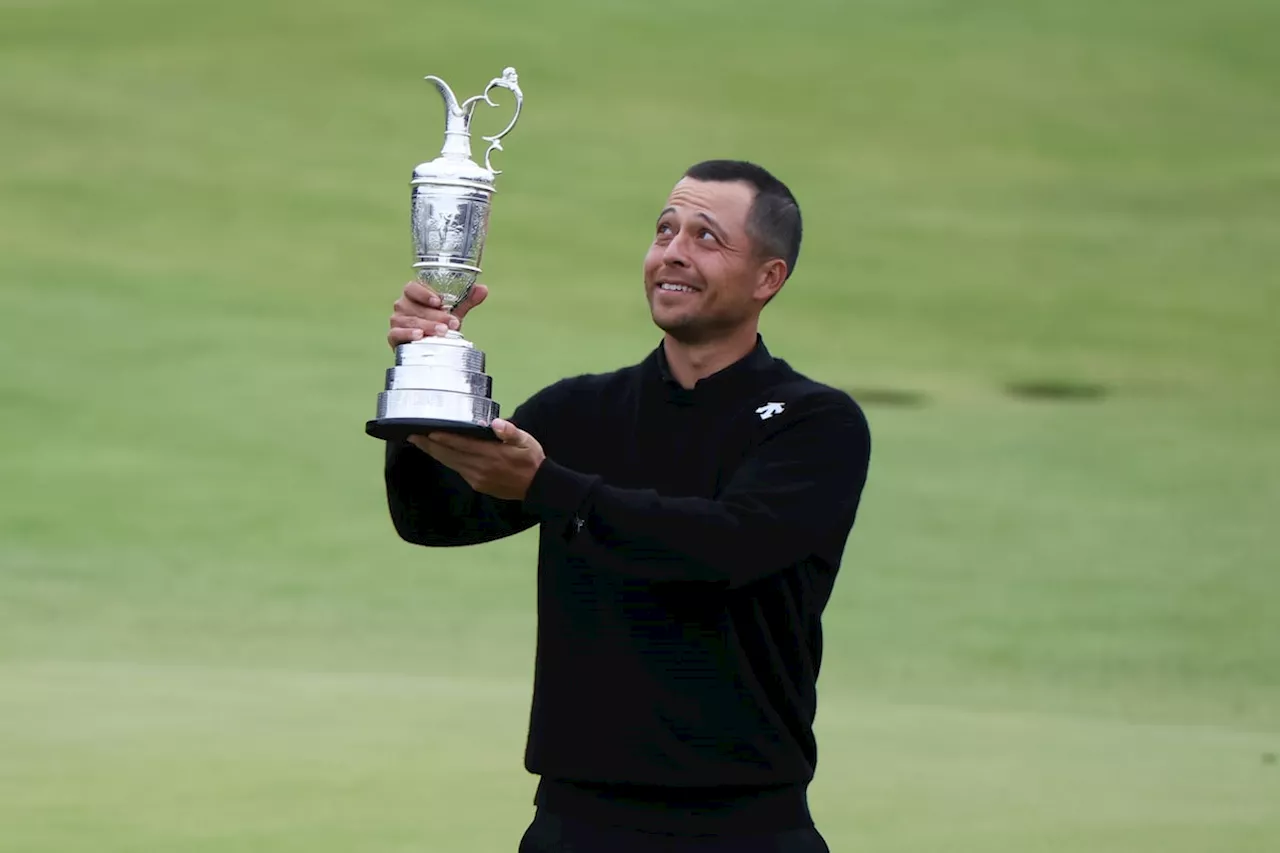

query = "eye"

[
  {"left": 697, "top": 228, "right": 717, "bottom": 242},
  {"left": 656, "top": 222, "right": 673, "bottom": 236}
]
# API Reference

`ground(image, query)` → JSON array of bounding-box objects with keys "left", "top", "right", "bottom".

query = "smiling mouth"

[{"left": 658, "top": 282, "right": 698, "bottom": 293}]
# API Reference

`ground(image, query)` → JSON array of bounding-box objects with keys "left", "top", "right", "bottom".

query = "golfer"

[{"left": 383, "top": 160, "right": 871, "bottom": 852}]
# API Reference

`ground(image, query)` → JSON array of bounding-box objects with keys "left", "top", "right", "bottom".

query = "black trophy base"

[{"left": 365, "top": 418, "right": 500, "bottom": 442}]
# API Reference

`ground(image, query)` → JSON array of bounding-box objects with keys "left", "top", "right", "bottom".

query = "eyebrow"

[
  {"left": 693, "top": 211, "right": 725, "bottom": 235},
  {"left": 656, "top": 207, "right": 728, "bottom": 238}
]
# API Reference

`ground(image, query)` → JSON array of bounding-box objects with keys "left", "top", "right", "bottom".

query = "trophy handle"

[{"left": 459, "top": 67, "right": 524, "bottom": 174}]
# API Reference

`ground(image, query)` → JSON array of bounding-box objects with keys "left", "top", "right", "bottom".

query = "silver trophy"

[{"left": 366, "top": 67, "right": 524, "bottom": 442}]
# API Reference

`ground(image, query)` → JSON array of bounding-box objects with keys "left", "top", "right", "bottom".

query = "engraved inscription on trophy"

[{"left": 365, "top": 67, "right": 523, "bottom": 442}]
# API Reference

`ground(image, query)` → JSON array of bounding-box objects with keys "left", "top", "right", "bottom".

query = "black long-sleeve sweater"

[{"left": 384, "top": 338, "right": 871, "bottom": 834}]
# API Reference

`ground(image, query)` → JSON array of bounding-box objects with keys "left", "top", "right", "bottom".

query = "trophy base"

[
  {"left": 367, "top": 334, "right": 502, "bottom": 443},
  {"left": 365, "top": 418, "right": 499, "bottom": 442}
]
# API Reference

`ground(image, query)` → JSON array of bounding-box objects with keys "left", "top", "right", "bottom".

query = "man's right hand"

[{"left": 388, "top": 281, "right": 490, "bottom": 350}]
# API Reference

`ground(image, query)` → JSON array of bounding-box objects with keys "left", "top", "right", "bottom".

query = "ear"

[{"left": 752, "top": 257, "right": 788, "bottom": 302}]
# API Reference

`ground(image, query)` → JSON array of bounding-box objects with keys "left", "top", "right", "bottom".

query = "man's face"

[{"left": 643, "top": 177, "right": 780, "bottom": 343}]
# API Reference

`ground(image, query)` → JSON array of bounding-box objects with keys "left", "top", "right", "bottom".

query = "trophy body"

[{"left": 366, "top": 68, "right": 523, "bottom": 442}]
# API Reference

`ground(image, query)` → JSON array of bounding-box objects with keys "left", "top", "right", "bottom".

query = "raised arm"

[{"left": 380, "top": 277, "right": 540, "bottom": 547}]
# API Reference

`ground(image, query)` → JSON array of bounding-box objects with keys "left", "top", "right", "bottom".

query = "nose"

[{"left": 662, "top": 230, "right": 691, "bottom": 268}]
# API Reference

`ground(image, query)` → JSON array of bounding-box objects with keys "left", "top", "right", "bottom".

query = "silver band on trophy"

[{"left": 366, "top": 67, "right": 524, "bottom": 442}]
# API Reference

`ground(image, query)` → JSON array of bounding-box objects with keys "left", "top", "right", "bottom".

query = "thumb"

[
  {"left": 491, "top": 418, "right": 527, "bottom": 446},
  {"left": 453, "top": 283, "right": 489, "bottom": 322}
]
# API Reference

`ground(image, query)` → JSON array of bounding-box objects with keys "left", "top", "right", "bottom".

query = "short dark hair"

[{"left": 683, "top": 159, "right": 803, "bottom": 280}]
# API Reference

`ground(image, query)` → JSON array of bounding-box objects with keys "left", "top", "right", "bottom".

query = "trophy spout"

[{"left": 426, "top": 75, "right": 474, "bottom": 160}]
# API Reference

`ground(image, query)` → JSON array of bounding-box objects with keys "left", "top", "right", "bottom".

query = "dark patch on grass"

[
  {"left": 1004, "top": 379, "right": 1110, "bottom": 402},
  {"left": 843, "top": 387, "right": 929, "bottom": 407}
]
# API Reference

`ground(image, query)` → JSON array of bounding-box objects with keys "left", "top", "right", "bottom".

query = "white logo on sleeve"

[{"left": 755, "top": 402, "right": 786, "bottom": 420}]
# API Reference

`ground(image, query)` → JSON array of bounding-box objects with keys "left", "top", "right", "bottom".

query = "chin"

[
  {"left": 650, "top": 306, "right": 689, "bottom": 331},
  {"left": 652, "top": 314, "right": 710, "bottom": 344}
]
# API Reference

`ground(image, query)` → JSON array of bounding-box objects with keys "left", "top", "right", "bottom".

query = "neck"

[{"left": 661, "top": 323, "right": 760, "bottom": 390}]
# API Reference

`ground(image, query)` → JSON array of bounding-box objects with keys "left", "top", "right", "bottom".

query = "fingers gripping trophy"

[{"left": 366, "top": 67, "right": 524, "bottom": 442}]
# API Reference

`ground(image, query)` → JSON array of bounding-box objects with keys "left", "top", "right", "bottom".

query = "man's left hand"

[{"left": 410, "top": 419, "right": 546, "bottom": 501}]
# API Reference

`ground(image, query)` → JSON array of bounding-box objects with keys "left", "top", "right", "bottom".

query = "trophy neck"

[{"left": 440, "top": 118, "right": 473, "bottom": 159}]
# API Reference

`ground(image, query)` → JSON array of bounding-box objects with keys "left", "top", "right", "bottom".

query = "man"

[{"left": 383, "top": 160, "right": 871, "bottom": 852}]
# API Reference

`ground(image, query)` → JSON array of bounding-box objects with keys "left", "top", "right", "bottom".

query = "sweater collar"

[{"left": 649, "top": 335, "right": 775, "bottom": 403}]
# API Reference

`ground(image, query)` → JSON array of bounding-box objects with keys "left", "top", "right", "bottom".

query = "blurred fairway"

[{"left": 2, "top": 0, "right": 1279, "bottom": 850}]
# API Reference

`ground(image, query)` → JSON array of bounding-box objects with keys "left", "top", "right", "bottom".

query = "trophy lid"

[{"left": 412, "top": 152, "right": 494, "bottom": 190}]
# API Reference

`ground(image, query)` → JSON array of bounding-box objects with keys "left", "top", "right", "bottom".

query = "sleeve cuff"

[{"left": 522, "top": 458, "right": 598, "bottom": 520}]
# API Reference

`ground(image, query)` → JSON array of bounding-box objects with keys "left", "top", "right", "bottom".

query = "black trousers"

[{"left": 519, "top": 810, "right": 831, "bottom": 853}]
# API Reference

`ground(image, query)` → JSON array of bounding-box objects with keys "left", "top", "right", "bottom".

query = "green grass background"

[{"left": 2, "top": 0, "right": 1278, "bottom": 850}]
